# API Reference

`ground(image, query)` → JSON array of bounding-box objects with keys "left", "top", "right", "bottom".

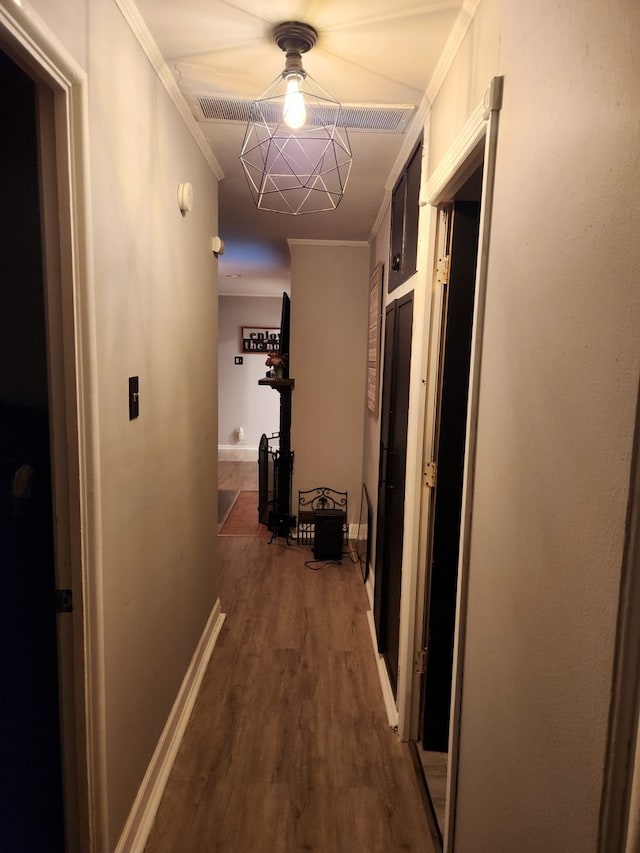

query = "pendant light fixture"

[{"left": 239, "top": 22, "right": 353, "bottom": 215}]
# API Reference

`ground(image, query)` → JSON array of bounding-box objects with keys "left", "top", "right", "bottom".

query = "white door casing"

[{"left": 0, "top": 5, "right": 107, "bottom": 850}]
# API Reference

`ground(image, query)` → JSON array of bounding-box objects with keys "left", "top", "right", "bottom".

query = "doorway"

[
  {"left": 0, "top": 4, "right": 107, "bottom": 845},
  {"left": 374, "top": 292, "right": 414, "bottom": 693},
  {"left": 0, "top": 50, "right": 66, "bottom": 851},
  {"left": 417, "top": 169, "right": 483, "bottom": 841}
]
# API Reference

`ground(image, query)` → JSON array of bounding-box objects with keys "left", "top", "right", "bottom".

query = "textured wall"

[
  {"left": 290, "top": 241, "right": 370, "bottom": 526},
  {"left": 429, "top": 1, "right": 640, "bottom": 849},
  {"left": 16, "top": 0, "right": 222, "bottom": 845}
]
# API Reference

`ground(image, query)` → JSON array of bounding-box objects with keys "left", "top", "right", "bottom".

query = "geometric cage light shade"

[{"left": 239, "top": 22, "right": 353, "bottom": 215}]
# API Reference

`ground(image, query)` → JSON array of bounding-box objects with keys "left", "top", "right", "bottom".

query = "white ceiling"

[{"left": 133, "top": 0, "right": 467, "bottom": 295}]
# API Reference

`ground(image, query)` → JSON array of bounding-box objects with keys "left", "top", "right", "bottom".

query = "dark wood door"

[
  {"left": 374, "top": 293, "right": 414, "bottom": 693},
  {"left": 420, "top": 201, "right": 481, "bottom": 750},
  {"left": 389, "top": 141, "right": 422, "bottom": 292}
]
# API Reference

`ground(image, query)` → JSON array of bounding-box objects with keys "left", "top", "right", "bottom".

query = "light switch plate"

[{"left": 129, "top": 376, "right": 139, "bottom": 419}]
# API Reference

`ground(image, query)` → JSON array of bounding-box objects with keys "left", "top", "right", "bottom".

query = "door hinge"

[
  {"left": 414, "top": 647, "right": 428, "bottom": 674},
  {"left": 423, "top": 461, "right": 437, "bottom": 488},
  {"left": 55, "top": 589, "right": 73, "bottom": 614},
  {"left": 436, "top": 255, "right": 450, "bottom": 286}
]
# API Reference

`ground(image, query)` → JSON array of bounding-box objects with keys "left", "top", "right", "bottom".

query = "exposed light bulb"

[{"left": 283, "top": 74, "right": 306, "bottom": 129}]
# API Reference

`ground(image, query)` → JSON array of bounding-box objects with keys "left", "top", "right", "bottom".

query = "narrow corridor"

[{"left": 144, "top": 462, "right": 434, "bottom": 852}]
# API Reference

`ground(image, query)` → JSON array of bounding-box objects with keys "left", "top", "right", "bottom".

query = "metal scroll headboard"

[{"left": 297, "top": 486, "right": 348, "bottom": 547}]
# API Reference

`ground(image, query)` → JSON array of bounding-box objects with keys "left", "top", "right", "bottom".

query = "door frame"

[
  {"left": 420, "top": 198, "right": 482, "bottom": 763},
  {"left": 375, "top": 292, "right": 415, "bottom": 694},
  {"left": 599, "top": 377, "right": 640, "bottom": 852},
  {"left": 0, "top": 6, "right": 107, "bottom": 851},
  {"left": 394, "top": 77, "right": 503, "bottom": 849}
]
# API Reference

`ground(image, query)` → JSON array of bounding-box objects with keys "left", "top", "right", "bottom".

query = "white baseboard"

[
  {"left": 115, "top": 599, "right": 226, "bottom": 852},
  {"left": 349, "top": 522, "right": 368, "bottom": 541},
  {"left": 366, "top": 608, "right": 399, "bottom": 731},
  {"left": 218, "top": 445, "right": 258, "bottom": 461},
  {"left": 365, "top": 567, "right": 375, "bottom": 610}
]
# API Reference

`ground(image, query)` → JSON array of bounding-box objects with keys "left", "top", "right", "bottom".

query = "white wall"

[
  {"left": 361, "top": 0, "right": 640, "bottom": 848},
  {"left": 290, "top": 240, "right": 370, "bottom": 525},
  {"left": 422, "top": 0, "right": 640, "bottom": 849},
  {"left": 11, "top": 0, "right": 222, "bottom": 846},
  {"left": 218, "top": 295, "right": 281, "bottom": 451},
  {"left": 90, "top": 6, "right": 221, "bottom": 840}
]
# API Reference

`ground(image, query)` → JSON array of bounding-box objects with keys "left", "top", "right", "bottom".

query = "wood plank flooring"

[
  {"left": 218, "top": 460, "right": 258, "bottom": 491},
  {"left": 418, "top": 750, "right": 447, "bottom": 837},
  {"left": 144, "top": 462, "right": 434, "bottom": 853}
]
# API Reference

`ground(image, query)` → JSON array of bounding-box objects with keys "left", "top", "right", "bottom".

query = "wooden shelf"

[{"left": 258, "top": 377, "right": 295, "bottom": 390}]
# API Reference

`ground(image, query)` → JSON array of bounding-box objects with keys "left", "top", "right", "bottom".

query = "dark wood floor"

[{"left": 144, "top": 461, "right": 434, "bottom": 852}]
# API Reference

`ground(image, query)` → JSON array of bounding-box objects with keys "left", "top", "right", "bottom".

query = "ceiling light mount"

[
  {"left": 274, "top": 22, "right": 317, "bottom": 81},
  {"left": 239, "top": 20, "right": 353, "bottom": 216},
  {"left": 273, "top": 21, "right": 318, "bottom": 58}
]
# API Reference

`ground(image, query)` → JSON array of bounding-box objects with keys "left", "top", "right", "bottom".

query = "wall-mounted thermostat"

[{"left": 177, "top": 182, "right": 193, "bottom": 213}]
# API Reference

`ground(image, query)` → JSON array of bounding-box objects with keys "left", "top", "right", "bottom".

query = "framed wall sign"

[
  {"left": 241, "top": 327, "right": 280, "bottom": 354},
  {"left": 366, "top": 262, "right": 384, "bottom": 415}
]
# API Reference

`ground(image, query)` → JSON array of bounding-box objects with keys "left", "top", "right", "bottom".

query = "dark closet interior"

[
  {"left": 417, "top": 164, "right": 484, "bottom": 845},
  {"left": 1, "top": 50, "right": 66, "bottom": 852}
]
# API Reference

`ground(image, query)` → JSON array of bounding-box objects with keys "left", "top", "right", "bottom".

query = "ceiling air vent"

[{"left": 189, "top": 95, "right": 415, "bottom": 134}]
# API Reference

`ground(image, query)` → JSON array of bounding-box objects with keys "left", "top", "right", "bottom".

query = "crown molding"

[
  {"left": 113, "top": 0, "right": 224, "bottom": 180},
  {"left": 425, "top": 0, "right": 480, "bottom": 105},
  {"left": 370, "top": 0, "right": 480, "bottom": 243},
  {"left": 386, "top": 0, "right": 480, "bottom": 192}
]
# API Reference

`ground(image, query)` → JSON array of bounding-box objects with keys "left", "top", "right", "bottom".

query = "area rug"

[{"left": 218, "top": 490, "right": 262, "bottom": 536}]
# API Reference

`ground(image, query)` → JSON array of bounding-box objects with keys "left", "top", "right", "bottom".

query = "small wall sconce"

[{"left": 211, "top": 236, "right": 225, "bottom": 256}]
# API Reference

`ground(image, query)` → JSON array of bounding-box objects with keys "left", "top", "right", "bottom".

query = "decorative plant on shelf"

[{"left": 265, "top": 351, "right": 288, "bottom": 379}]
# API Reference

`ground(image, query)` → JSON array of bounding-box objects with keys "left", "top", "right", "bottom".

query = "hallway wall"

[
  {"left": 423, "top": 0, "right": 640, "bottom": 849},
  {"left": 290, "top": 240, "right": 370, "bottom": 526},
  {"left": 10, "top": 0, "right": 222, "bottom": 846}
]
